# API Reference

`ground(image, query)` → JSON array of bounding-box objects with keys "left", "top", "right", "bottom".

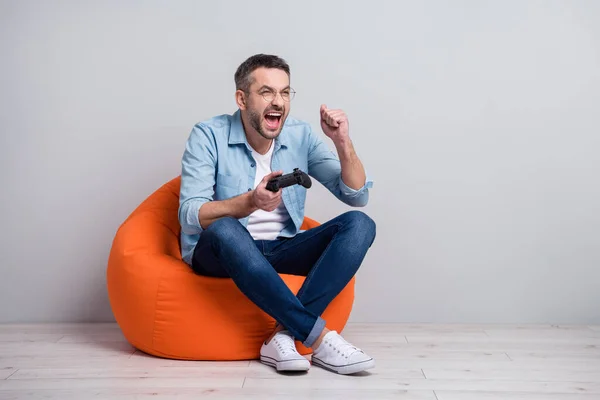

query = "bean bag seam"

[{"left": 151, "top": 256, "right": 171, "bottom": 350}]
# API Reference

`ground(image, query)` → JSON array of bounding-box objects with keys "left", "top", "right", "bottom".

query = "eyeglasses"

[{"left": 248, "top": 88, "right": 296, "bottom": 102}]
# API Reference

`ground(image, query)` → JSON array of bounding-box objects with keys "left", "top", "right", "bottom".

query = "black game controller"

[{"left": 266, "top": 168, "right": 312, "bottom": 192}]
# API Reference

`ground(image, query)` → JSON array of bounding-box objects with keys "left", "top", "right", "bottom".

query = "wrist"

[
  {"left": 334, "top": 138, "right": 354, "bottom": 159},
  {"left": 247, "top": 190, "right": 259, "bottom": 213}
]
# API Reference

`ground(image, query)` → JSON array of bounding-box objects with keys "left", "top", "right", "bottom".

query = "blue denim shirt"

[{"left": 178, "top": 110, "right": 373, "bottom": 265}]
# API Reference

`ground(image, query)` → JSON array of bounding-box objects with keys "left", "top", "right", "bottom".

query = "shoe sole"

[
  {"left": 260, "top": 355, "right": 310, "bottom": 371},
  {"left": 312, "top": 357, "right": 375, "bottom": 375}
]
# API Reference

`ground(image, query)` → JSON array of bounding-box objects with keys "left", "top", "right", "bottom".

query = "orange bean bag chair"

[{"left": 106, "top": 176, "right": 355, "bottom": 360}]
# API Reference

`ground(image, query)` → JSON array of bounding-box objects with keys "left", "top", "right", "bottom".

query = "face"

[{"left": 238, "top": 67, "right": 291, "bottom": 140}]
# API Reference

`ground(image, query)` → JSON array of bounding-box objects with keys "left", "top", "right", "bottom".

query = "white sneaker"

[
  {"left": 312, "top": 330, "right": 375, "bottom": 374},
  {"left": 260, "top": 330, "right": 310, "bottom": 371}
]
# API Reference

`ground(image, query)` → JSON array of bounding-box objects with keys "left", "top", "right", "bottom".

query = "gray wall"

[{"left": 1, "top": 0, "right": 599, "bottom": 324}]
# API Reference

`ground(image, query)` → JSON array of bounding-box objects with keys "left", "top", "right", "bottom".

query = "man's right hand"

[{"left": 252, "top": 170, "right": 283, "bottom": 212}]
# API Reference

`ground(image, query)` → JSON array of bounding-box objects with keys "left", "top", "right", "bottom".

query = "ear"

[{"left": 235, "top": 90, "right": 247, "bottom": 110}]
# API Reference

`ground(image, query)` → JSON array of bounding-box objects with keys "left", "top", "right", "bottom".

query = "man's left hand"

[{"left": 320, "top": 104, "right": 349, "bottom": 145}]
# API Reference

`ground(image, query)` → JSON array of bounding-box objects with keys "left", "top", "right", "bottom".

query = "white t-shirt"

[{"left": 246, "top": 141, "right": 291, "bottom": 240}]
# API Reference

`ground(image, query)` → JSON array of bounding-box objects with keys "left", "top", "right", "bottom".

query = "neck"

[{"left": 248, "top": 132, "right": 272, "bottom": 155}]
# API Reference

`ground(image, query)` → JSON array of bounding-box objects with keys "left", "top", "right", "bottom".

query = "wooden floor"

[{"left": 0, "top": 323, "right": 599, "bottom": 399}]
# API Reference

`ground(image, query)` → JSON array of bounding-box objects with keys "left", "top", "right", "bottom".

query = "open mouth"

[{"left": 264, "top": 111, "right": 282, "bottom": 130}]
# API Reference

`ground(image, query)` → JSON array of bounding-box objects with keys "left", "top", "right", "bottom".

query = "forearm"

[
  {"left": 335, "top": 139, "right": 366, "bottom": 190},
  {"left": 199, "top": 191, "right": 258, "bottom": 229}
]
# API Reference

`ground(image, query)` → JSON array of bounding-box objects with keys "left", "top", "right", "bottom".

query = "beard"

[{"left": 248, "top": 106, "right": 285, "bottom": 140}]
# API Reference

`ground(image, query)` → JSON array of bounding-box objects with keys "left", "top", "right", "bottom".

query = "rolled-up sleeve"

[
  {"left": 307, "top": 128, "right": 373, "bottom": 207},
  {"left": 178, "top": 124, "right": 216, "bottom": 235},
  {"left": 338, "top": 173, "right": 373, "bottom": 206}
]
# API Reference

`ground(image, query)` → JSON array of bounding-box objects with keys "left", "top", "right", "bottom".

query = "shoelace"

[
  {"left": 273, "top": 333, "right": 297, "bottom": 356},
  {"left": 324, "top": 335, "right": 362, "bottom": 359}
]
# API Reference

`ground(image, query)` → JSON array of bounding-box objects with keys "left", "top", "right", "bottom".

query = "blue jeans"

[{"left": 190, "top": 210, "right": 376, "bottom": 348}]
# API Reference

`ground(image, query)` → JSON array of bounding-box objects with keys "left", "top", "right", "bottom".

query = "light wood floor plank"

[
  {"left": 0, "top": 376, "right": 244, "bottom": 390},
  {"left": 401, "top": 341, "right": 600, "bottom": 353},
  {"left": 484, "top": 327, "right": 599, "bottom": 339},
  {"left": 404, "top": 335, "right": 600, "bottom": 346},
  {"left": 0, "top": 367, "right": 16, "bottom": 379},
  {"left": 346, "top": 330, "right": 488, "bottom": 339},
  {"left": 0, "top": 341, "right": 135, "bottom": 358},
  {"left": 8, "top": 366, "right": 252, "bottom": 380},
  {"left": 0, "top": 387, "right": 437, "bottom": 400},
  {"left": 56, "top": 332, "right": 127, "bottom": 343},
  {"left": 353, "top": 358, "right": 598, "bottom": 370},
  {"left": 436, "top": 391, "right": 600, "bottom": 400},
  {"left": 6, "top": 363, "right": 425, "bottom": 381},
  {"left": 0, "top": 323, "right": 120, "bottom": 334},
  {"left": 244, "top": 376, "right": 600, "bottom": 393},
  {"left": 0, "top": 353, "right": 249, "bottom": 369},
  {"left": 0, "top": 333, "right": 64, "bottom": 343},
  {"left": 506, "top": 351, "right": 600, "bottom": 361},
  {"left": 423, "top": 366, "right": 600, "bottom": 382},
  {"left": 366, "top": 348, "right": 511, "bottom": 361}
]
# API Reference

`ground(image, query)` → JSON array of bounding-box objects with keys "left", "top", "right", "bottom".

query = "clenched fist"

[
  {"left": 251, "top": 170, "right": 283, "bottom": 211},
  {"left": 320, "top": 104, "right": 350, "bottom": 145}
]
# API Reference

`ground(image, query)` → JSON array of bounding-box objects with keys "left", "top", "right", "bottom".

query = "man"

[{"left": 178, "top": 54, "right": 376, "bottom": 375}]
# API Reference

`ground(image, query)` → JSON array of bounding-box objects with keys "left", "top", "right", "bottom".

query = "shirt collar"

[{"left": 229, "top": 109, "right": 289, "bottom": 150}]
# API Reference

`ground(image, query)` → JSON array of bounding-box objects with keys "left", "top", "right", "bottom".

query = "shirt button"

[
  {"left": 251, "top": 163, "right": 255, "bottom": 168},
  {"left": 248, "top": 188, "right": 252, "bottom": 191}
]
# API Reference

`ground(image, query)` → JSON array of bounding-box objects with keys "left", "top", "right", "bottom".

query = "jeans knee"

[
  {"left": 343, "top": 210, "right": 376, "bottom": 242},
  {"left": 206, "top": 216, "right": 243, "bottom": 243}
]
